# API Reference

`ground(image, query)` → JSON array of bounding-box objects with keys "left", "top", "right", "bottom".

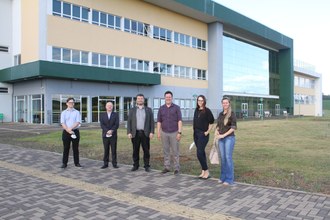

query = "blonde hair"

[{"left": 222, "top": 97, "right": 231, "bottom": 126}]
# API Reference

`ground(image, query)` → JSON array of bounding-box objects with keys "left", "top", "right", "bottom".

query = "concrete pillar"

[{"left": 207, "top": 22, "right": 224, "bottom": 116}]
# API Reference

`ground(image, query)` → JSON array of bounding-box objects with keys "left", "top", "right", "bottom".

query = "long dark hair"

[{"left": 196, "top": 95, "right": 206, "bottom": 113}]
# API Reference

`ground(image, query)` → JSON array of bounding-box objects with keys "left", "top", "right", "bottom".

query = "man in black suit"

[
  {"left": 127, "top": 94, "right": 155, "bottom": 172},
  {"left": 100, "top": 101, "right": 119, "bottom": 169}
]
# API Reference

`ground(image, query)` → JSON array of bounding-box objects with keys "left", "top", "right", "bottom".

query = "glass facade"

[
  {"left": 223, "top": 36, "right": 269, "bottom": 95},
  {"left": 223, "top": 95, "right": 284, "bottom": 119},
  {"left": 223, "top": 36, "right": 283, "bottom": 118}
]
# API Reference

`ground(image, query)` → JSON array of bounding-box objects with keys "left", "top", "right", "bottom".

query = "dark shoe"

[
  {"left": 75, "top": 163, "right": 82, "bottom": 167},
  {"left": 101, "top": 165, "right": 108, "bottom": 169},
  {"left": 113, "top": 165, "right": 119, "bottom": 169},
  {"left": 161, "top": 168, "right": 170, "bottom": 174},
  {"left": 145, "top": 167, "right": 150, "bottom": 172},
  {"left": 174, "top": 170, "right": 179, "bottom": 175},
  {"left": 61, "top": 164, "right": 67, "bottom": 169},
  {"left": 131, "top": 167, "right": 139, "bottom": 171}
]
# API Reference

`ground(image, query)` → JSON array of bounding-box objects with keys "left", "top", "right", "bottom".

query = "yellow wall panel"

[
  {"left": 294, "top": 104, "right": 315, "bottom": 116},
  {"left": 161, "top": 76, "right": 208, "bottom": 88},
  {"left": 63, "top": 0, "right": 207, "bottom": 39},
  {"left": 48, "top": 16, "right": 207, "bottom": 69},
  {"left": 294, "top": 87, "right": 315, "bottom": 96},
  {"left": 21, "top": 0, "right": 39, "bottom": 63}
]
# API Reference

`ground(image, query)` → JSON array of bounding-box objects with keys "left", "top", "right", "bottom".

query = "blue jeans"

[{"left": 218, "top": 135, "right": 235, "bottom": 184}]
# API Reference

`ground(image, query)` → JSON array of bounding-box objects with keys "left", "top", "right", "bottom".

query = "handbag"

[{"left": 209, "top": 137, "right": 219, "bottom": 164}]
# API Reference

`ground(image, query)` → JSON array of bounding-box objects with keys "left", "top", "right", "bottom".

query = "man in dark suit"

[
  {"left": 127, "top": 94, "right": 155, "bottom": 172},
  {"left": 100, "top": 101, "right": 119, "bottom": 169}
]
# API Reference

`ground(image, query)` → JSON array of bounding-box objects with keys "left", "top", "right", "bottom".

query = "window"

[
  {"left": 62, "top": 2, "right": 71, "bottom": 18},
  {"left": 72, "top": 50, "right": 80, "bottom": 63},
  {"left": 108, "top": 14, "right": 114, "bottom": 28},
  {"left": 124, "top": 58, "right": 130, "bottom": 69},
  {"left": 92, "top": 53, "right": 99, "bottom": 66},
  {"left": 154, "top": 62, "right": 171, "bottom": 75},
  {"left": 192, "top": 37, "right": 197, "bottom": 48},
  {"left": 72, "top": 5, "right": 80, "bottom": 21},
  {"left": 82, "top": 7, "right": 89, "bottom": 22},
  {"left": 154, "top": 26, "right": 172, "bottom": 41},
  {"left": 62, "top": 48, "right": 71, "bottom": 62},
  {"left": 53, "top": 0, "right": 61, "bottom": 16},
  {"left": 197, "top": 70, "right": 206, "bottom": 80},
  {"left": 131, "top": 58, "right": 137, "bottom": 70},
  {"left": 52, "top": 47, "right": 61, "bottom": 61},
  {"left": 174, "top": 65, "right": 179, "bottom": 77},
  {"left": 51, "top": 47, "right": 205, "bottom": 80},
  {"left": 100, "top": 12, "right": 107, "bottom": 27},
  {"left": 115, "top": 17, "right": 121, "bottom": 30},
  {"left": 192, "top": 68, "right": 197, "bottom": 79},
  {"left": 0, "top": 88, "right": 9, "bottom": 93},
  {"left": 138, "top": 60, "right": 149, "bottom": 72},
  {"left": 53, "top": 0, "right": 89, "bottom": 22},
  {"left": 125, "top": 18, "right": 148, "bottom": 36},
  {"left": 100, "top": 54, "right": 107, "bottom": 67},
  {"left": 124, "top": 18, "right": 130, "bottom": 32},
  {"left": 81, "top": 51, "right": 88, "bottom": 64},
  {"left": 115, "top": 57, "right": 121, "bottom": 68},
  {"left": 0, "top": 46, "right": 9, "bottom": 52},
  {"left": 108, "top": 55, "right": 114, "bottom": 67},
  {"left": 92, "top": 10, "right": 99, "bottom": 25}
]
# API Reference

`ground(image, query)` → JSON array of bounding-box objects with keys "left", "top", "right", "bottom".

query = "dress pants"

[
  {"left": 131, "top": 130, "right": 150, "bottom": 168},
  {"left": 62, "top": 129, "right": 80, "bottom": 165},
  {"left": 102, "top": 135, "right": 117, "bottom": 166},
  {"left": 161, "top": 131, "right": 180, "bottom": 171},
  {"left": 194, "top": 130, "right": 209, "bottom": 170}
]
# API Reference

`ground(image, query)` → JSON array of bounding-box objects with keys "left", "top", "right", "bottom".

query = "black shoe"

[
  {"left": 161, "top": 168, "right": 170, "bottom": 174},
  {"left": 75, "top": 163, "right": 82, "bottom": 167},
  {"left": 113, "top": 165, "right": 119, "bottom": 169},
  {"left": 101, "top": 165, "right": 108, "bottom": 169},
  {"left": 145, "top": 167, "right": 150, "bottom": 172},
  {"left": 174, "top": 170, "right": 179, "bottom": 175},
  {"left": 61, "top": 164, "right": 67, "bottom": 169},
  {"left": 131, "top": 167, "right": 139, "bottom": 171}
]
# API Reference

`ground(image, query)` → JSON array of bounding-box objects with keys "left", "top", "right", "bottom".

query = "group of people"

[{"left": 60, "top": 91, "right": 237, "bottom": 185}]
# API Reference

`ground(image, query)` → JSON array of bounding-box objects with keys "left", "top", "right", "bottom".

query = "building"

[
  {"left": 0, "top": 0, "right": 294, "bottom": 124},
  {"left": 294, "top": 60, "right": 322, "bottom": 116}
]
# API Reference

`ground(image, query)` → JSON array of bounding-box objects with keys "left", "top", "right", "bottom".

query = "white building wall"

[
  {"left": 0, "top": 0, "right": 15, "bottom": 122},
  {"left": 12, "top": 0, "right": 21, "bottom": 60},
  {"left": 315, "top": 75, "right": 323, "bottom": 116},
  {"left": 0, "top": 0, "right": 12, "bottom": 69}
]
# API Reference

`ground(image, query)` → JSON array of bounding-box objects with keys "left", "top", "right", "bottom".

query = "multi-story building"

[
  {"left": 294, "top": 60, "right": 322, "bottom": 116},
  {"left": 0, "top": 0, "right": 294, "bottom": 124}
]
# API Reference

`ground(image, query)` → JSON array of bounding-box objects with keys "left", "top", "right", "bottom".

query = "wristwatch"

[{"left": 178, "top": 132, "right": 182, "bottom": 135}]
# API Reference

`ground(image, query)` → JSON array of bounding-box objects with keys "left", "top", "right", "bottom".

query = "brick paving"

[{"left": 0, "top": 143, "right": 330, "bottom": 220}]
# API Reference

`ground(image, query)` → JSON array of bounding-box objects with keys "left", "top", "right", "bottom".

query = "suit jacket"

[
  {"left": 100, "top": 111, "right": 119, "bottom": 138},
  {"left": 127, "top": 106, "right": 155, "bottom": 138}
]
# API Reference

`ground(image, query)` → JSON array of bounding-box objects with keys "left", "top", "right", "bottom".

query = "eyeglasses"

[{"left": 67, "top": 102, "right": 75, "bottom": 104}]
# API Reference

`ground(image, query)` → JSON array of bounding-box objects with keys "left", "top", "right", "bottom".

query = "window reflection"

[{"left": 223, "top": 36, "right": 269, "bottom": 95}]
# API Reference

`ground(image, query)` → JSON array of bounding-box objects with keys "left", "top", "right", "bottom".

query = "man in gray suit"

[{"left": 127, "top": 94, "right": 155, "bottom": 172}]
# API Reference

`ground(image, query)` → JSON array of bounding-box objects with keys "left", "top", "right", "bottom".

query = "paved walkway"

[{"left": 0, "top": 143, "right": 330, "bottom": 220}]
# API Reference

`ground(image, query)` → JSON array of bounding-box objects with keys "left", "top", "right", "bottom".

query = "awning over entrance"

[{"left": 0, "top": 60, "right": 161, "bottom": 85}]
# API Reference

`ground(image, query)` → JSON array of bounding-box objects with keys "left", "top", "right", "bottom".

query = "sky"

[{"left": 213, "top": 0, "right": 330, "bottom": 95}]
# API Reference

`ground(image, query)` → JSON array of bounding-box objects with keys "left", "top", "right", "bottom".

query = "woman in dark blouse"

[
  {"left": 215, "top": 97, "right": 237, "bottom": 186},
  {"left": 193, "top": 95, "right": 215, "bottom": 179}
]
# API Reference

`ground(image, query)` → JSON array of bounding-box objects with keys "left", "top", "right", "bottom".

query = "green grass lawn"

[{"left": 16, "top": 117, "right": 330, "bottom": 194}]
